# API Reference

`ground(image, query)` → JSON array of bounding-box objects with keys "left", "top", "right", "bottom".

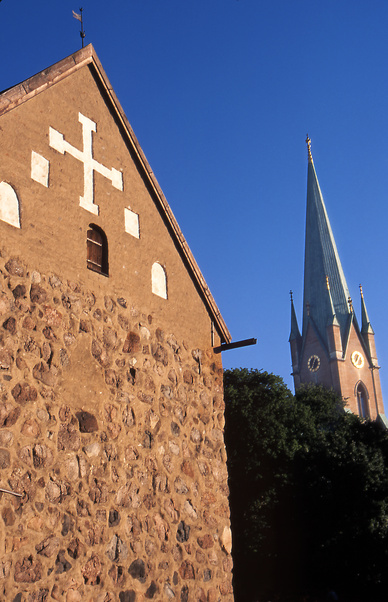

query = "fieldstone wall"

[{"left": 0, "top": 250, "right": 233, "bottom": 601}]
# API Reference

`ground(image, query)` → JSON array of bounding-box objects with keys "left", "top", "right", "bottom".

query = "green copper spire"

[
  {"left": 360, "top": 284, "right": 374, "bottom": 334},
  {"left": 302, "top": 137, "right": 351, "bottom": 347}
]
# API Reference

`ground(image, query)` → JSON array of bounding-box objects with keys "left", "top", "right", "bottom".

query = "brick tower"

[{"left": 289, "top": 137, "right": 385, "bottom": 420}]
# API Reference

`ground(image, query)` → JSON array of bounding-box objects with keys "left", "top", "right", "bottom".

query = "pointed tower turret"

[
  {"left": 325, "top": 275, "right": 343, "bottom": 361},
  {"left": 359, "top": 285, "right": 379, "bottom": 368},
  {"left": 360, "top": 284, "right": 374, "bottom": 335},
  {"left": 290, "top": 137, "right": 385, "bottom": 420},
  {"left": 289, "top": 290, "right": 301, "bottom": 341},
  {"left": 289, "top": 291, "right": 302, "bottom": 387}
]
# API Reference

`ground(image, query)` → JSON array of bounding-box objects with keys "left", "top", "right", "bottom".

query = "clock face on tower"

[
  {"left": 351, "top": 351, "right": 364, "bottom": 369},
  {"left": 307, "top": 355, "right": 320, "bottom": 372}
]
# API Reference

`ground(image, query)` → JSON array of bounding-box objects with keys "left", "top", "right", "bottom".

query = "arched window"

[
  {"left": 87, "top": 225, "right": 108, "bottom": 275},
  {"left": 356, "top": 381, "right": 369, "bottom": 419},
  {"left": 151, "top": 262, "right": 167, "bottom": 299},
  {"left": 0, "top": 182, "right": 21, "bottom": 229}
]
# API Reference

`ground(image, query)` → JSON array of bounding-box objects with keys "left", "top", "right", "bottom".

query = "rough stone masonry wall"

[{"left": 0, "top": 250, "right": 233, "bottom": 602}]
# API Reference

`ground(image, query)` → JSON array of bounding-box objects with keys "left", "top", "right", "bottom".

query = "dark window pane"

[{"left": 87, "top": 226, "right": 108, "bottom": 275}]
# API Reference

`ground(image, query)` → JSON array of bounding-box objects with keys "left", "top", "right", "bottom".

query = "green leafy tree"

[
  {"left": 224, "top": 369, "right": 306, "bottom": 600},
  {"left": 224, "top": 369, "right": 388, "bottom": 602},
  {"left": 294, "top": 387, "right": 388, "bottom": 600}
]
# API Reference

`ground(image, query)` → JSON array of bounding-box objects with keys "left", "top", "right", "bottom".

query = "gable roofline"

[
  {"left": 0, "top": 45, "right": 231, "bottom": 344},
  {"left": 342, "top": 311, "right": 373, "bottom": 367},
  {"left": 300, "top": 315, "right": 330, "bottom": 362}
]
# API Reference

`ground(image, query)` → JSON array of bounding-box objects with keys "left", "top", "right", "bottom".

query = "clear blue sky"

[{"left": 1, "top": 0, "right": 388, "bottom": 407}]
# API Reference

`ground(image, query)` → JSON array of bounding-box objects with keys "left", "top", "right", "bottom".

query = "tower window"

[
  {"left": 87, "top": 225, "right": 108, "bottom": 275},
  {"left": 356, "top": 382, "right": 369, "bottom": 419}
]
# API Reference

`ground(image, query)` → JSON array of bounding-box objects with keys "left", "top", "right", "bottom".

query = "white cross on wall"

[{"left": 49, "top": 112, "right": 123, "bottom": 216}]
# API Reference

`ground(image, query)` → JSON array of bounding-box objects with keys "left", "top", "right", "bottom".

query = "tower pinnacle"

[
  {"left": 360, "top": 284, "right": 374, "bottom": 334},
  {"left": 289, "top": 290, "right": 301, "bottom": 342}
]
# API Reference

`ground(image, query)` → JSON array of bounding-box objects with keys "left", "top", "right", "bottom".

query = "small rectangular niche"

[
  {"left": 31, "top": 151, "right": 49, "bottom": 187},
  {"left": 124, "top": 207, "right": 140, "bottom": 239}
]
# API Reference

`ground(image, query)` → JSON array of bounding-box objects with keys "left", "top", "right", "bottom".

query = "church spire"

[
  {"left": 302, "top": 137, "right": 351, "bottom": 346},
  {"left": 290, "top": 138, "right": 384, "bottom": 419}
]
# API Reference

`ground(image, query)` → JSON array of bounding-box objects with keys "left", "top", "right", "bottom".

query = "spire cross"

[
  {"left": 49, "top": 112, "right": 123, "bottom": 216},
  {"left": 306, "top": 134, "right": 313, "bottom": 163},
  {"left": 290, "top": 290, "right": 293, "bottom": 301}
]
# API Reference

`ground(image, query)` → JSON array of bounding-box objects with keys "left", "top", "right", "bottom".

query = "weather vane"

[{"left": 72, "top": 8, "right": 86, "bottom": 48}]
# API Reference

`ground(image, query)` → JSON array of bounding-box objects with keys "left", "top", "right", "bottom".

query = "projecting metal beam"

[{"left": 213, "top": 338, "right": 257, "bottom": 354}]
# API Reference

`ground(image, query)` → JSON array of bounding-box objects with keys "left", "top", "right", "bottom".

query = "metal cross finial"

[
  {"left": 306, "top": 134, "right": 313, "bottom": 163},
  {"left": 290, "top": 290, "right": 293, "bottom": 301}
]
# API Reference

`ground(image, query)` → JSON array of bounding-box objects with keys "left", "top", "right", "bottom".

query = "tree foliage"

[{"left": 224, "top": 369, "right": 388, "bottom": 602}]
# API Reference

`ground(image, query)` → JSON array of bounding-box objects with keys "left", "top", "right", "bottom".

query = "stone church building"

[
  {"left": 290, "top": 137, "right": 385, "bottom": 421},
  {"left": 0, "top": 45, "right": 234, "bottom": 601}
]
